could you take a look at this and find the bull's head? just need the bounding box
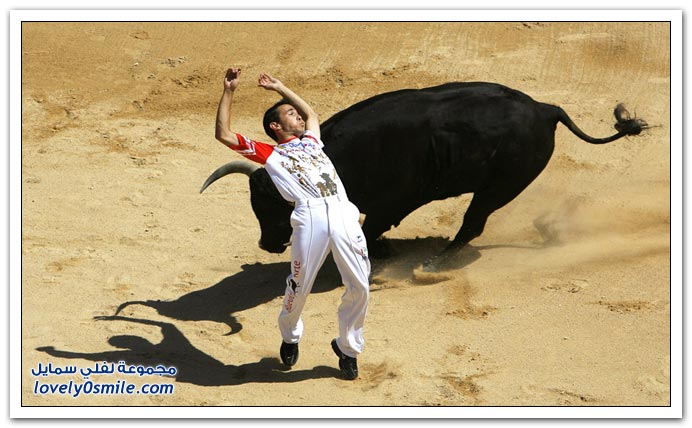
[200,161,294,254]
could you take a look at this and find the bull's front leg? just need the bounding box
[360,215,394,259]
[420,199,489,272]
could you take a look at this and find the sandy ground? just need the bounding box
[20,21,671,410]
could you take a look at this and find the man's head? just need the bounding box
[263,99,306,142]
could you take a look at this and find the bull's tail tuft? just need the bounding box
[552,102,648,145]
[613,103,648,136]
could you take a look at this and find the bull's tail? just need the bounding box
[551,103,648,145]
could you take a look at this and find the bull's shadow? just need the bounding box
[374,236,542,273]
[37,316,339,386]
[114,260,345,335]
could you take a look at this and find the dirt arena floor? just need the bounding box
[20,21,671,409]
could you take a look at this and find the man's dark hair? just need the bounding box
[263,99,290,142]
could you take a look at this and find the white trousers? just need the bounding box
[278,194,371,358]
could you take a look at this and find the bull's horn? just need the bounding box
[199,161,259,193]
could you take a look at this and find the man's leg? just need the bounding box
[278,204,331,346]
[329,201,371,359]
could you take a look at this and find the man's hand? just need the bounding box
[224,68,241,92]
[258,72,283,92]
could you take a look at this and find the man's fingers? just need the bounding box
[258,72,278,89]
[258,75,270,87]
[226,67,241,79]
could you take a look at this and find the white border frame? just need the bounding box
[8,8,682,421]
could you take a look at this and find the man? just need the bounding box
[214,67,370,380]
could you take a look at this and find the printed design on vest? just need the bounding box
[316,173,338,197]
[276,139,341,197]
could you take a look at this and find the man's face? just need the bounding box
[275,104,305,137]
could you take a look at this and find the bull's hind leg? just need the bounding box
[446,196,494,251]
[422,182,534,271]
[450,182,535,250]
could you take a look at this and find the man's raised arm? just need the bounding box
[214,67,241,147]
[258,72,320,138]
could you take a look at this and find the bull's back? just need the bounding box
[321,82,556,211]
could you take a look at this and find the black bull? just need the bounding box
[201,82,647,259]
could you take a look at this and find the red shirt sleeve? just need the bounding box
[230,134,275,165]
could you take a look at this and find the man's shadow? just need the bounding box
[37,316,340,386]
[114,261,345,335]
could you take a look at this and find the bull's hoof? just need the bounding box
[421,255,448,272]
[421,246,481,272]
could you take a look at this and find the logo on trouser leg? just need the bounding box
[285,276,300,312]
[285,293,295,312]
[288,277,298,292]
[357,247,369,262]
[354,236,368,262]
[292,260,301,281]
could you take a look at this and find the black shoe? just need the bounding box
[280,341,299,367]
[331,339,358,380]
